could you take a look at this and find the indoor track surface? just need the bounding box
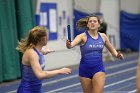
[0,53,138,93]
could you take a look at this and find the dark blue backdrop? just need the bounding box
[120,11,140,51]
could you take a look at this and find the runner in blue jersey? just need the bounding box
[66,15,124,93]
[16,26,71,93]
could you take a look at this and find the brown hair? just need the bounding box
[16,26,48,53]
[76,14,101,31]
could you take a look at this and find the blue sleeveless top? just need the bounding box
[17,48,45,93]
[80,31,105,66]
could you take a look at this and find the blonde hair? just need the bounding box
[16,26,48,53]
[76,15,101,31]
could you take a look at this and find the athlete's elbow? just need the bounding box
[36,75,44,80]
[35,72,46,80]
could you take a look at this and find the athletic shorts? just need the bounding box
[79,63,105,79]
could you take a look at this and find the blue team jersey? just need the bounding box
[17,48,45,93]
[80,31,105,66]
[79,31,105,79]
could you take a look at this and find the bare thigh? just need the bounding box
[92,72,106,93]
[80,76,92,93]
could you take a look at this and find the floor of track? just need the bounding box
[0,53,138,93]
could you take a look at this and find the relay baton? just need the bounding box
[67,25,71,42]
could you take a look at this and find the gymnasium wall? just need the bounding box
[100,0,120,49]
[120,0,140,14]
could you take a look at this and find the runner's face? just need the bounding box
[87,17,100,30]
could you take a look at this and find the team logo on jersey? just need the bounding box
[89,43,104,48]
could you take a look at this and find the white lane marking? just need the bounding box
[128,89,137,93]
[104,76,136,88]
[105,59,137,70]
[42,75,78,86]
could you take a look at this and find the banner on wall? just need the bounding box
[36,3,57,40]
[36,0,72,41]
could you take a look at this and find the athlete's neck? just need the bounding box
[88,30,98,37]
[35,45,42,52]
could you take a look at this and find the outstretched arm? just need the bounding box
[66,34,83,49]
[29,49,71,80]
[103,34,124,59]
[41,47,55,55]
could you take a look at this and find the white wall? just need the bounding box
[100,0,120,49]
[44,48,81,70]
[121,0,140,14]
[74,0,100,13]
